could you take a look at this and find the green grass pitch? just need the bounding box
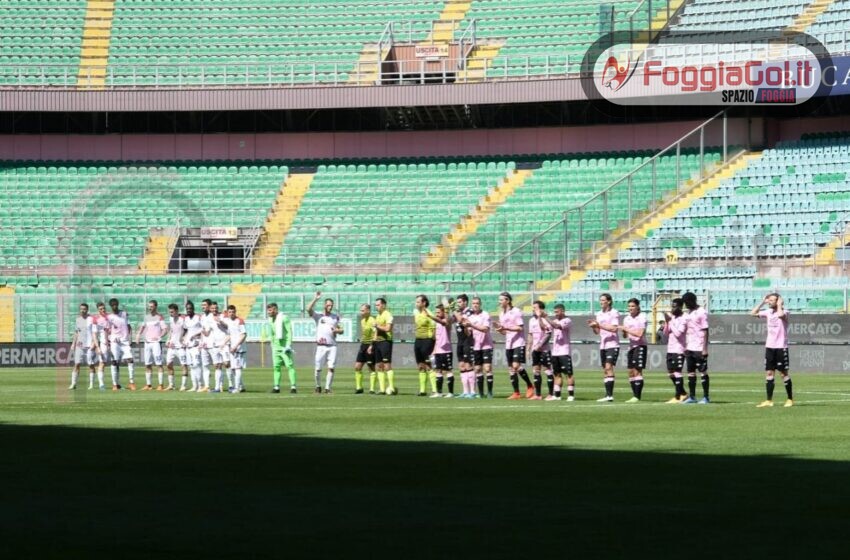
[2,368,849,559]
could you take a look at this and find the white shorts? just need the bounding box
[74,346,99,366]
[165,347,187,366]
[200,347,212,367]
[229,350,246,370]
[185,346,201,368]
[208,346,224,365]
[110,340,133,362]
[315,345,338,370]
[144,342,163,366]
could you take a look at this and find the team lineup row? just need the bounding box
[268,290,794,408]
[68,291,793,407]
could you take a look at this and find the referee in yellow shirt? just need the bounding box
[355,303,377,394]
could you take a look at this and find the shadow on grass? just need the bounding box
[1,423,847,559]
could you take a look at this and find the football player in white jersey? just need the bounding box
[136,300,167,391]
[164,303,187,391]
[107,298,136,391]
[204,301,230,393]
[223,304,247,393]
[199,299,213,391]
[181,300,204,392]
[69,303,103,390]
[307,291,344,394]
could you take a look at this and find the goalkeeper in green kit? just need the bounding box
[267,303,297,394]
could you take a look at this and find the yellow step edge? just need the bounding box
[423,169,533,270]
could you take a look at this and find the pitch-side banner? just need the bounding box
[244,318,354,343]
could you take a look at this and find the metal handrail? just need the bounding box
[468,110,729,285]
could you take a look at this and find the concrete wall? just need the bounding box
[0,117,759,161]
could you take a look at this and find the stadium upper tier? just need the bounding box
[9,0,850,89]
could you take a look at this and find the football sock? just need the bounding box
[510,373,519,393]
[145,371,152,386]
[633,375,644,399]
[567,383,575,397]
[191,366,202,389]
[766,375,775,400]
[533,373,542,396]
[701,374,710,398]
[554,382,562,398]
[273,363,282,388]
[314,369,321,388]
[158,370,164,386]
[436,372,444,393]
[325,370,335,391]
[127,362,135,383]
[518,368,532,388]
[546,373,554,395]
[378,371,387,393]
[202,366,210,388]
[226,369,234,389]
[672,372,685,396]
[369,371,377,392]
[604,376,615,397]
[486,374,494,394]
[429,371,437,393]
[446,373,454,394]
[97,368,104,387]
[234,369,242,391]
[387,370,395,390]
[216,367,224,390]
[180,374,187,389]
[111,364,119,386]
[688,375,697,398]
[355,370,364,391]
[418,371,427,394]
[70,370,79,387]
[784,376,793,399]
[88,371,95,386]
[476,373,485,395]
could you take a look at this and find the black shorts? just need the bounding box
[355,343,375,366]
[765,347,790,373]
[551,355,573,376]
[473,348,493,366]
[505,347,526,365]
[600,348,620,366]
[374,340,393,364]
[627,346,648,371]
[414,338,436,364]
[666,352,685,374]
[532,350,552,368]
[434,352,453,371]
[457,341,474,364]
[685,350,708,374]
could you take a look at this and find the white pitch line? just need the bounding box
[3,398,850,414]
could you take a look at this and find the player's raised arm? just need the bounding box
[307,291,321,317]
[775,295,787,319]
[751,295,769,317]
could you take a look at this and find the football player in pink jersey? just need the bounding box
[618,298,647,403]
[429,303,454,397]
[542,303,574,401]
[526,300,552,400]
[662,298,689,403]
[496,292,533,400]
[464,296,493,398]
[752,293,793,408]
[587,293,620,403]
[681,292,710,404]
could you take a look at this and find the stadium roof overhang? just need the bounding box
[0,79,585,112]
